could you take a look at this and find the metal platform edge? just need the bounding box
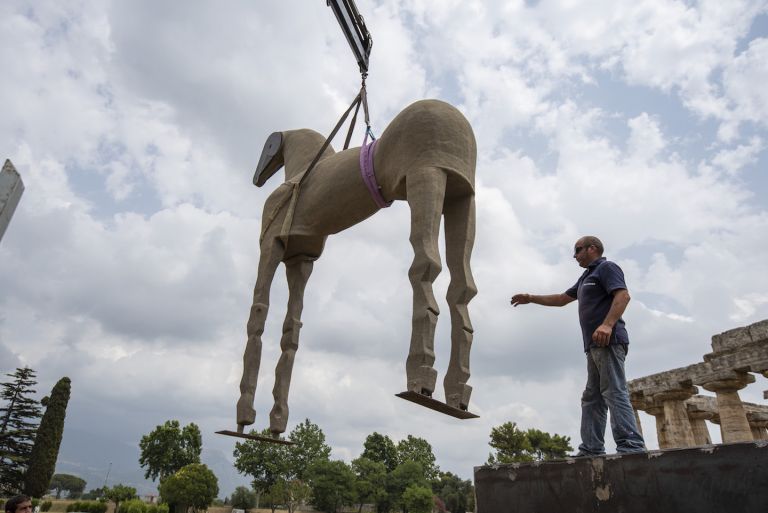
[215,430,294,445]
[396,391,479,419]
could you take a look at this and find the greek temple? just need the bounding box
[628,319,768,447]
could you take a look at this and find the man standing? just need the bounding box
[4,496,33,513]
[510,236,645,456]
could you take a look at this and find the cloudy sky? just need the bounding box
[2,0,767,497]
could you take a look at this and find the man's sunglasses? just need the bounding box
[574,245,592,256]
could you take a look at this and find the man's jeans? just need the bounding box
[578,343,645,455]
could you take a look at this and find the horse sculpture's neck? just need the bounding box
[282,129,336,182]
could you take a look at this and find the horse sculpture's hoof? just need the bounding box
[445,383,472,411]
[236,395,256,426]
[269,404,289,435]
[407,366,438,396]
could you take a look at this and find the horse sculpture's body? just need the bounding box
[237,99,478,435]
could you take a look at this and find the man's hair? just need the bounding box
[4,496,31,513]
[582,236,604,255]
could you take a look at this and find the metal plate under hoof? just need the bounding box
[215,430,294,445]
[396,391,479,419]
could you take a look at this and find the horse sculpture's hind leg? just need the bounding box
[405,167,447,396]
[237,236,284,431]
[269,255,314,435]
[443,194,477,410]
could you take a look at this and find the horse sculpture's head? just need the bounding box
[253,129,334,187]
[253,132,284,187]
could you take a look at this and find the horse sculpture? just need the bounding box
[236,99,478,436]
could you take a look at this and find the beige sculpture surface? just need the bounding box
[236,99,478,435]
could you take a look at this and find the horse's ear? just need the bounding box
[253,132,284,187]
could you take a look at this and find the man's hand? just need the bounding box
[510,293,531,307]
[592,324,613,346]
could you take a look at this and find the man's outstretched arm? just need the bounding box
[510,293,575,307]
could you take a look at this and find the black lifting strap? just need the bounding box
[299,76,370,187]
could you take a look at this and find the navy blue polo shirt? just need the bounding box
[565,257,629,352]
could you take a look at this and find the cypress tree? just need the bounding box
[24,377,72,497]
[0,367,42,495]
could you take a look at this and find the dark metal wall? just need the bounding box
[474,441,768,513]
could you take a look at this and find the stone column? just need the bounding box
[747,412,768,440]
[706,413,725,443]
[686,407,713,446]
[645,404,670,449]
[702,374,755,443]
[652,387,697,448]
[629,394,648,438]
[633,408,644,437]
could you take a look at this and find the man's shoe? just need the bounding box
[572,451,605,458]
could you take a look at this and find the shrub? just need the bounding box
[118,499,146,513]
[66,501,107,513]
[90,502,107,513]
[40,501,53,512]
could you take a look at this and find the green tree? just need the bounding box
[351,457,387,513]
[81,486,107,500]
[233,427,291,506]
[0,367,42,494]
[269,479,310,513]
[233,419,331,507]
[25,377,72,497]
[396,435,439,482]
[49,473,87,499]
[159,463,218,513]
[308,460,356,513]
[434,472,473,513]
[387,461,428,513]
[401,484,433,513]
[287,419,331,480]
[525,428,572,461]
[229,486,257,510]
[104,483,137,513]
[361,432,398,472]
[487,422,573,463]
[139,420,202,482]
[256,488,276,513]
[487,422,533,464]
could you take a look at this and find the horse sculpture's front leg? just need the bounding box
[405,167,447,396]
[237,237,284,432]
[269,255,314,435]
[443,193,477,410]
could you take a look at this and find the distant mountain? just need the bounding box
[55,427,251,497]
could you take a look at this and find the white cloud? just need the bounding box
[627,113,666,162]
[720,37,768,139]
[711,136,764,174]
[731,293,768,322]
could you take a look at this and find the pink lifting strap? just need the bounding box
[360,136,392,209]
